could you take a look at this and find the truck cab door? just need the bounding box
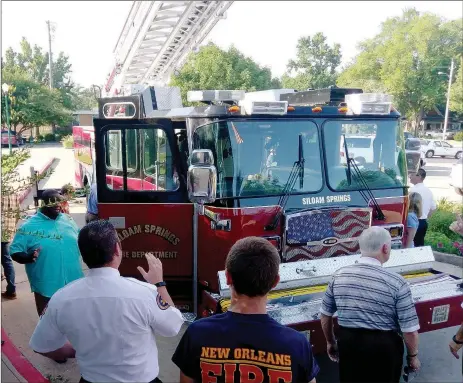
[93,118,194,310]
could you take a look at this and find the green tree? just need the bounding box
[1,71,72,136]
[169,43,281,104]
[450,57,463,116]
[337,9,462,132]
[72,86,99,110]
[281,32,342,90]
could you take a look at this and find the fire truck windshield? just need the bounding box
[193,120,323,199]
[323,119,407,191]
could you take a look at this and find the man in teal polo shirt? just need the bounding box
[10,189,84,316]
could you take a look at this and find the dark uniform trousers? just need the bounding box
[338,326,404,383]
[80,378,162,383]
[413,219,428,247]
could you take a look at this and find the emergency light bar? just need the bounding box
[240,100,288,115]
[187,90,245,103]
[345,93,393,115]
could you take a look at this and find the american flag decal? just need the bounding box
[231,122,243,144]
[284,208,372,261]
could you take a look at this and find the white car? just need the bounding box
[421,140,462,159]
[450,158,463,196]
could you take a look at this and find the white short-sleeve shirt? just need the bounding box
[409,182,437,219]
[29,268,184,383]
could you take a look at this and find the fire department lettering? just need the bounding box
[117,224,180,245]
[200,347,292,383]
[122,251,178,259]
[302,194,351,205]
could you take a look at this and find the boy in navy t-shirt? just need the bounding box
[172,237,319,383]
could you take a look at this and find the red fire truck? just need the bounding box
[90,86,462,352]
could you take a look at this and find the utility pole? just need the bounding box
[442,58,454,141]
[46,20,53,89]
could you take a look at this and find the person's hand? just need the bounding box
[326,341,339,363]
[407,356,421,371]
[31,248,41,262]
[137,252,163,285]
[449,339,462,359]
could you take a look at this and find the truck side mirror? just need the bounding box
[187,149,217,204]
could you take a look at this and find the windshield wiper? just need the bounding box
[265,134,305,231]
[342,134,385,221]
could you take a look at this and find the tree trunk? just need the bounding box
[34,126,40,138]
[51,123,56,135]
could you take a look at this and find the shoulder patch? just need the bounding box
[156,293,170,310]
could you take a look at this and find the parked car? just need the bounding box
[1,130,23,147]
[424,130,457,140]
[421,140,462,159]
[449,158,463,196]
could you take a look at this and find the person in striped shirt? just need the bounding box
[320,226,421,383]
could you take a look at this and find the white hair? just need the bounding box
[358,226,391,256]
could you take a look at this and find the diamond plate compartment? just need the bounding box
[264,275,462,327]
[218,246,436,298]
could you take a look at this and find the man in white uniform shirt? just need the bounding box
[409,168,436,247]
[29,220,184,383]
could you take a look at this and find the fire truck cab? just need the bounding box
[92,86,462,351]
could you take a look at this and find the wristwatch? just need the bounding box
[154,281,166,288]
[453,335,463,345]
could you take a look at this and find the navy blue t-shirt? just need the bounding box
[172,311,319,383]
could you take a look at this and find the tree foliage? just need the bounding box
[169,43,281,104]
[282,32,342,90]
[0,37,91,133]
[450,57,463,116]
[337,9,462,129]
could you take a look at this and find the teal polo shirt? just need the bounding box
[9,212,84,298]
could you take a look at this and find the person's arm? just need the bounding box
[449,322,463,359]
[319,278,339,362]
[9,229,39,264]
[29,298,74,362]
[396,281,421,370]
[138,253,184,337]
[180,372,195,383]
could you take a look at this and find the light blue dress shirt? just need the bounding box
[9,212,84,298]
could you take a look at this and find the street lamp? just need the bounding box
[2,83,12,154]
[438,58,455,141]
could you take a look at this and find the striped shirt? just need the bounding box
[320,257,420,333]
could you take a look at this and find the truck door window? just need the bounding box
[104,126,178,192]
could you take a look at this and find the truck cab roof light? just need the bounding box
[312,106,322,113]
[228,105,240,113]
[240,100,288,115]
[187,90,245,103]
[287,106,295,112]
[345,93,393,115]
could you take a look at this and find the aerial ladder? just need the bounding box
[104,1,233,97]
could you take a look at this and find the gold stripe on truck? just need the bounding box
[218,272,433,312]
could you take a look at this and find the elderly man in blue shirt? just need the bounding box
[85,183,98,224]
[9,189,84,317]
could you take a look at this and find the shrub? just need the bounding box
[424,231,460,255]
[61,135,74,149]
[437,198,463,214]
[428,210,459,241]
[44,133,56,142]
[454,131,463,141]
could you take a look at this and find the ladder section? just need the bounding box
[107,1,233,95]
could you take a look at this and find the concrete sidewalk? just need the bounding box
[1,328,48,383]
[2,355,26,383]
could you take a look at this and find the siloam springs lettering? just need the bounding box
[302,194,351,205]
[117,224,180,245]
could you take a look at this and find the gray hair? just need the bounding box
[358,226,391,255]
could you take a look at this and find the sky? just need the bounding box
[1,1,462,88]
